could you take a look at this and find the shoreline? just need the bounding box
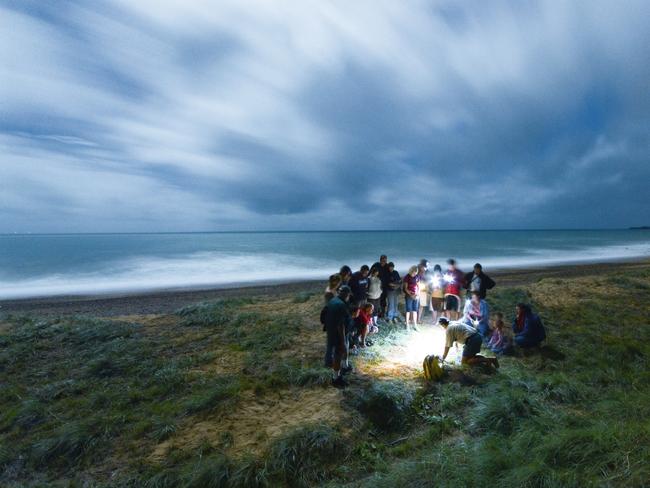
[1,258,648,318]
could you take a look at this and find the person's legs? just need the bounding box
[380,291,387,318]
[359,324,368,348]
[515,335,540,348]
[386,292,396,320]
[462,334,498,368]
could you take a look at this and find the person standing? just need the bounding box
[430,264,445,324]
[417,260,432,324]
[323,286,354,387]
[402,265,420,330]
[348,265,370,306]
[367,266,382,326]
[443,259,465,321]
[385,262,402,323]
[464,263,495,300]
[372,255,391,318]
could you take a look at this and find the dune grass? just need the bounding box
[1,266,649,486]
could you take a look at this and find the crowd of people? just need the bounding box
[321,255,546,387]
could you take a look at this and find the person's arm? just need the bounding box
[484,273,496,290]
[442,346,450,361]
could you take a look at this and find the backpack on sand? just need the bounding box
[422,355,444,381]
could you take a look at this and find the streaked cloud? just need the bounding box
[1,0,649,231]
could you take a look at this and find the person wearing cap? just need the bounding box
[464,263,496,300]
[323,285,354,387]
[462,290,490,340]
[438,317,499,368]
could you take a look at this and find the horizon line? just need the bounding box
[0,227,641,236]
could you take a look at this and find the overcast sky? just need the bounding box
[1,0,649,232]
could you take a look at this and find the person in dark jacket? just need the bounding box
[464,263,496,299]
[348,264,370,305]
[512,303,546,348]
[323,286,354,387]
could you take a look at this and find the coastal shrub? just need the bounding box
[29,421,100,468]
[266,424,346,487]
[356,381,415,432]
[229,457,270,488]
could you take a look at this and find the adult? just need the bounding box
[443,259,465,321]
[430,264,445,324]
[323,286,354,387]
[402,265,420,330]
[339,265,352,287]
[439,317,498,368]
[348,265,370,306]
[512,303,546,348]
[462,290,490,340]
[417,260,432,324]
[372,255,391,318]
[385,262,402,323]
[367,266,382,320]
[464,263,496,299]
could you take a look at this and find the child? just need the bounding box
[367,266,382,326]
[358,303,379,348]
[487,312,512,355]
[348,305,361,354]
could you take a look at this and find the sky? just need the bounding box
[1,0,649,232]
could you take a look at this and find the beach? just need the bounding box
[2,258,648,317]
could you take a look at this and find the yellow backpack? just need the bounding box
[422,354,444,381]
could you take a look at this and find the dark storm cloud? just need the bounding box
[1,0,649,232]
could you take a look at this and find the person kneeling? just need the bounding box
[438,317,498,369]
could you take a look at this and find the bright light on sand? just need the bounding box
[382,325,460,368]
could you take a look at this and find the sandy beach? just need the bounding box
[2,258,648,317]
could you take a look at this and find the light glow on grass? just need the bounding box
[380,325,461,369]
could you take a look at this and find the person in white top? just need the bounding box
[438,317,499,368]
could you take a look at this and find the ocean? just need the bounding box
[1,230,649,299]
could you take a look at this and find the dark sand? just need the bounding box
[1,259,648,317]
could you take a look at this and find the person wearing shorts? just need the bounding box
[443,259,464,320]
[438,317,498,368]
[402,265,420,330]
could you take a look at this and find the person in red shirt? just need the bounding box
[402,265,420,330]
[357,303,378,348]
[443,258,465,321]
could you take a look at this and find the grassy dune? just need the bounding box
[1,264,649,487]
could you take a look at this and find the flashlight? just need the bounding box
[443,273,454,283]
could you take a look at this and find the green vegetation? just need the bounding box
[1,266,650,486]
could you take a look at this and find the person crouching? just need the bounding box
[438,317,498,369]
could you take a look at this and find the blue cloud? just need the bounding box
[1,0,649,232]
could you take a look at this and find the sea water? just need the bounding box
[1,230,649,299]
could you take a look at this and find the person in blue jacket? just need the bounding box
[512,303,546,348]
